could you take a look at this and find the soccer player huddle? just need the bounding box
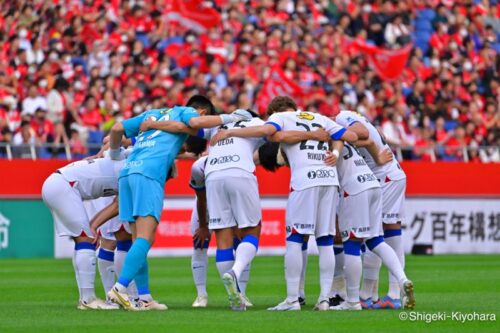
[42,95,415,312]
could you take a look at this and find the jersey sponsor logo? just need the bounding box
[159,108,172,115]
[296,112,314,120]
[123,160,144,169]
[307,152,326,161]
[382,212,400,219]
[307,169,336,180]
[135,139,156,148]
[209,154,240,165]
[215,138,234,146]
[357,173,377,183]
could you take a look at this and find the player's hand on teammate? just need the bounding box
[140,119,154,132]
[210,129,230,146]
[324,150,338,166]
[309,128,330,142]
[220,109,253,124]
[377,148,393,165]
[90,223,101,244]
[193,227,210,248]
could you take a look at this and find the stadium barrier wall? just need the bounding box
[0,159,499,257]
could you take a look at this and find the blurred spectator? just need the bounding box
[21,85,47,117]
[30,108,53,144]
[69,129,87,159]
[12,120,37,158]
[384,14,410,47]
[0,0,496,162]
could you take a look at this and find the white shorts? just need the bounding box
[286,186,338,238]
[206,171,261,230]
[83,197,131,240]
[190,198,212,235]
[381,178,406,224]
[42,173,92,238]
[338,187,383,241]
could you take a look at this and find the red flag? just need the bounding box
[256,67,304,114]
[165,0,221,33]
[354,40,413,81]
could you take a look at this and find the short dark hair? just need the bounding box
[186,95,215,115]
[266,96,297,115]
[185,136,207,156]
[258,142,281,172]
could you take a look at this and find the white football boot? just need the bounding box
[77,298,119,310]
[107,284,133,310]
[192,295,208,308]
[267,299,301,311]
[330,301,362,311]
[313,300,330,311]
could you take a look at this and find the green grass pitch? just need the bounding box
[0,255,499,333]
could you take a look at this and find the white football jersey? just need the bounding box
[58,157,124,200]
[201,118,266,176]
[335,111,406,182]
[267,111,346,191]
[189,156,208,190]
[336,142,381,195]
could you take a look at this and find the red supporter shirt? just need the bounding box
[80,108,103,129]
[30,118,54,139]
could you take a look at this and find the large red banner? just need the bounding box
[1,159,499,198]
[152,207,286,254]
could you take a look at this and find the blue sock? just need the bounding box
[135,261,150,296]
[117,237,151,288]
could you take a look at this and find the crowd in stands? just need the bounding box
[0,0,498,162]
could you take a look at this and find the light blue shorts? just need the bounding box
[119,174,164,223]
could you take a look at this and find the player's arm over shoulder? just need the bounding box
[324,116,358,143]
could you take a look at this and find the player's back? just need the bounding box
[190,156,208,190]
[335,111,406,181]
[59,157,123,200]
[336,142,380,195]
[204,117,265,176]
[269,111,340,191]
[122,106,198,185]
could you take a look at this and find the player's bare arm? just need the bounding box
[188,109,253,129]
[89,196,119,244]
[339,129,359,144]
[347,122,370,140]
[141,119,199,136]
[210,124,277,146]
[356,139,393,165]
[193,189,210,248]
[268,128,331,144]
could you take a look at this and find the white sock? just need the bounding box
[97,248,115,294]
[74,249,97,303]
[238,264,251,295]
[216,260,234,278]
[192,248,208,297]
[344,254,362,303]
[385,234,405,299]
[331,246,346,298]
[317,245,335,303]
[371,242,407,299]
[72,251,81,300]
[299,248,308,299]
[115,250,138,298]
[285,241,302,303]
[361,249,381,300]
[232,242,257,280]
